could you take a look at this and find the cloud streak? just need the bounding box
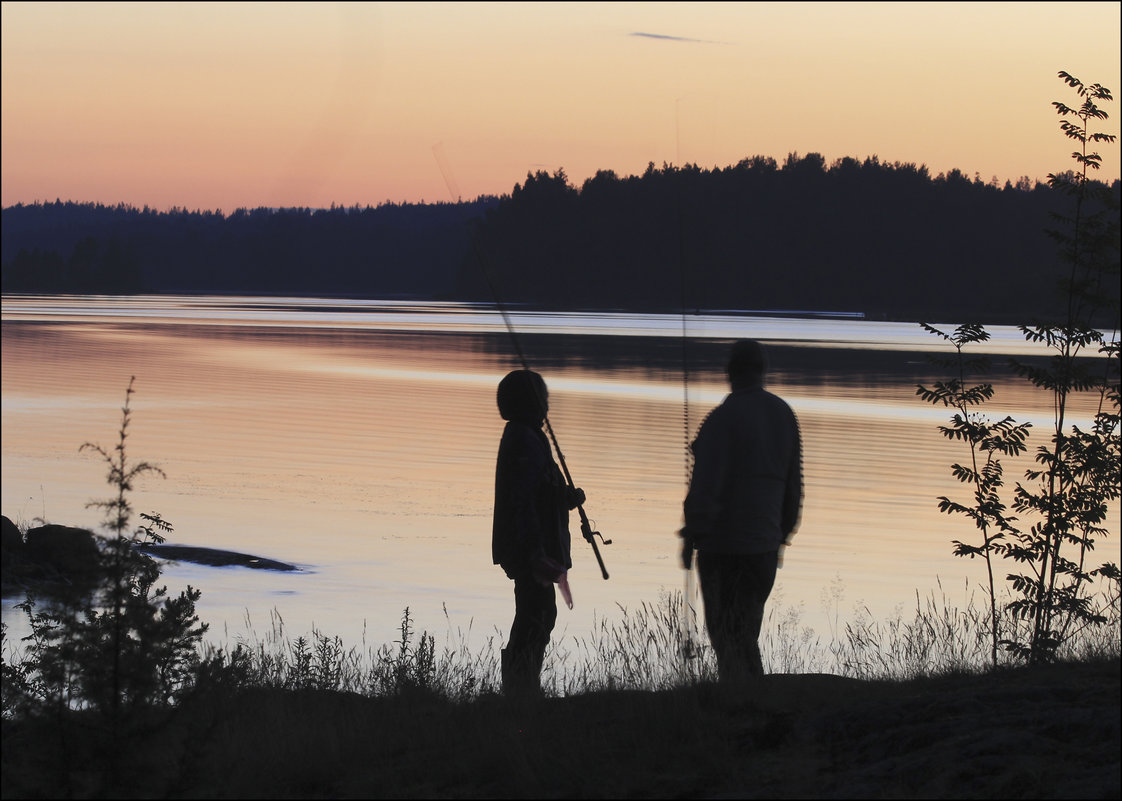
[629,31,729,45]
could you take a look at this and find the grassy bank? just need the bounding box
[9,656,1117,800]
[3,588,1119,799]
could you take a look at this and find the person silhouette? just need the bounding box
[491,369,583,696]
[680,339,803,683]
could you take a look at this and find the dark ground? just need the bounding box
[2,657,1118,799]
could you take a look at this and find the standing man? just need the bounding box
[680,339,803,683]
[492,369,583,696]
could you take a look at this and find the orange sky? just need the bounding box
[2,1,1119,212]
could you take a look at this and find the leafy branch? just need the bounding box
[917,323,1030,666]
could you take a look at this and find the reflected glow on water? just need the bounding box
[2,295,1117,656]
[0,293,1064,353]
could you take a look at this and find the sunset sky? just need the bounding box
[2,1,1119,212]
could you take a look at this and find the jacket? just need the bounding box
[492,420,573,579]
[683,383,803,554]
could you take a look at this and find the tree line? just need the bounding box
[457,154,1118,322]
[3,154,1118,321]
[1,199,496,299]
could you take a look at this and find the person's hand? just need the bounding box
[680,536,694,571]
[558,571,574,609]
[532,554,564,587]
[567,486,586,510]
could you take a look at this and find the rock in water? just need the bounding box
[135,543,298,571]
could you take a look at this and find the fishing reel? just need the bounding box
[582,521,611,547]
[578,516,611,580]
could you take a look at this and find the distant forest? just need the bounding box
[3,152,1119,322]
[1,197,493,300]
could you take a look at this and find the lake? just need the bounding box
[2,295,1117,665]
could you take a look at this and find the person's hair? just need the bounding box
[497,369,547,422]
[727,339,767,381]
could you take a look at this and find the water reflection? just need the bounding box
[0,294,1073,354]
[2,295,1117,657]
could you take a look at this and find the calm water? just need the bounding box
[2,295,1117,658]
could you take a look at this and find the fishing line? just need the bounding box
[432,143,611,580]
[676,100,702,663]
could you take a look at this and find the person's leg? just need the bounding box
[523,580,556,682]
[697,551,738,681]
[697,550,779,682]
[504,577,556,695]
[739,550,779,675]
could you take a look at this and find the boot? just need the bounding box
[500,647,514,695]
[500,647,540,698]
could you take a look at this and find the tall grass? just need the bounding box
[184,576,1121,702]
[767,574,1121,682]
[196,603,502,701]
[6,581,1117,799]
[12,577,1113,713]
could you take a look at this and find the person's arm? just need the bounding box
[682,408,732,547]
[502,428,550,567]
[781,413,803,541]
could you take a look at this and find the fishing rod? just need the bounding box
[432,144,612,580]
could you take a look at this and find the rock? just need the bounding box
[24,524,101,578]
[1,515,22,552]
[135,543,298,571]
[0,515,33,593]
[1,517,298,597]
[2,520,102,594]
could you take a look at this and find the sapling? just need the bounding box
[916,325,1030,668]
[13,377,209,793]
[920,71,1120,664]
[1004,72,1120,661]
